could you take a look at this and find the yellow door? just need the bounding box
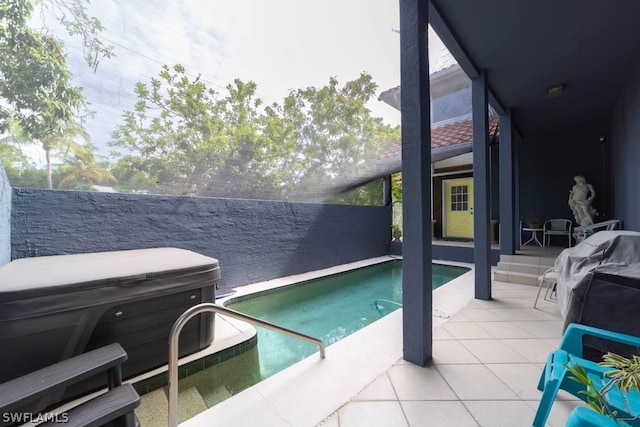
[443,178,474,239]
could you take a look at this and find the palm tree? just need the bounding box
[57,142,116,190]
[41,121,92,189]
[2,119,92,189]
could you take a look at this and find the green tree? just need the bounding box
[40,121,92,188]
[109,155,163,194]
[0,0,83,139]
[0,0,113,187]
[57,157,116,190]
[111,65,295,198]
[57,141,116,189]
[0,141,47,187]
[391,172,402,202]
[281,73,400,200]
[37,0,114,71]
[327,178,385,206]
[110,66,400,203]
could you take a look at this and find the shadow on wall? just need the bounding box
[10,188,391,289]
[280,203,391,280]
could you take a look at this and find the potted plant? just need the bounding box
[391,224,402,242]
[566,352,640,424]
[526,214,543,228]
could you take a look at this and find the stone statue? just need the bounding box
[568,175,597,227]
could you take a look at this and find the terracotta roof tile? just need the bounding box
[377,115,499,161]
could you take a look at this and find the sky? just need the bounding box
[25,0,454,166]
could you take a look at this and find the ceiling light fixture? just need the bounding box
[546,84,565,98]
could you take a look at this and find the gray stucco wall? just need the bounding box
[0,164,10,265]
[611,57,640,231]
[11,189,391,289]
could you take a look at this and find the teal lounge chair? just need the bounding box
[533,323,640,427]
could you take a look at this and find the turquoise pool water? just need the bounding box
[227,261,468,379]
[145,261,469,418]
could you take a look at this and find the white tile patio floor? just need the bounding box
[317,281,581,427]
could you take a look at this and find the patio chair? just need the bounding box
[543,219,572,247]
[519,220,522,248]
[533,267,557,309]
[576,219,621,242]
[533,323,640,427]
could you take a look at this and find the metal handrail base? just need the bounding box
[168,302,326,427]
[373,299,403,316]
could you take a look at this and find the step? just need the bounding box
[496,261,553,276]
[498,254,556,267]
[178,386,208,423]
[0,343,128,413]
[40,384,139,427]
[134,388,167,427]
[493,270,541,287]
[135,386,208,427]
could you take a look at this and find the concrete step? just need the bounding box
[493,270,542,287]
[135,388,167,427]
[498,254,556,267]
[135,385,208,427]
[178,386,208,423]
[496,261,554,276]
[494,253,557,286]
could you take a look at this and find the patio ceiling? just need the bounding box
[429,0,640,137]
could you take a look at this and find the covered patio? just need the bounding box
[400,0,640,366]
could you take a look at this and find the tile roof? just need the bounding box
[377,114,499,161]
[378,85,400,103]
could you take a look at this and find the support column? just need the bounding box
[383,175,392,206]
[499,111,515,255]
[515,133,521,248]
[400,0,432,365]
[472,72,491,300]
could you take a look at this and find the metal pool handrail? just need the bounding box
[373,299,403,316]
[168,302,326,427]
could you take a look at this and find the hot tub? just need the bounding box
[0,247,219,407]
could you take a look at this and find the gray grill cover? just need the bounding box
[555,231,640,357]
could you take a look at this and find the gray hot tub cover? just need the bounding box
[555,230,640,319]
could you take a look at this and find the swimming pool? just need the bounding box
[226,261,467,378]
[135,260,469,423]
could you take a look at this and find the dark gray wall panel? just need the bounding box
[518,128,607,226]
[611,57,640,231]
[11,189,391,289]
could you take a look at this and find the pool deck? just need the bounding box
[177,253,578,427]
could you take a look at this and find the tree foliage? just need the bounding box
[0,141,47,187]
[0,0,84,139]
[37,0,114,70]
[0,0,113,187]
[110,65,400,203]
